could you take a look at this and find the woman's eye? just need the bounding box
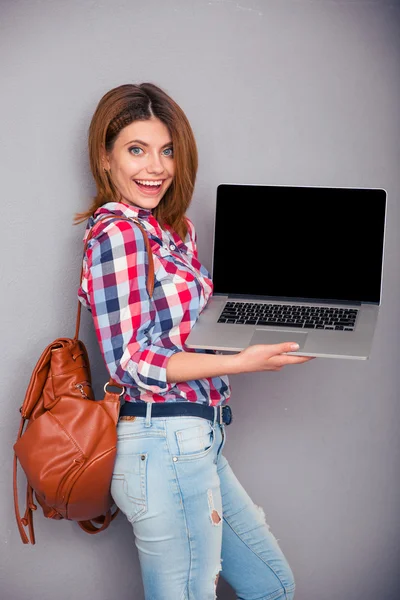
[129,147,143,156]
[162,147,174,157]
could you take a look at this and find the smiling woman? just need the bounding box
[73,82,304,600]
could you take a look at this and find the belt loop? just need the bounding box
[219,405,223,425]
[213,406,218,427]
[145,401,152,428]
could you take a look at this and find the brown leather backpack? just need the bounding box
[13,216,154,544]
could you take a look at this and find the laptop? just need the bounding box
[185,184,387,359]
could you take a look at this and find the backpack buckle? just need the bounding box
[103,382,125,396]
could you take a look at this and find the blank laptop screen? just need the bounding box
[212,185,386,304]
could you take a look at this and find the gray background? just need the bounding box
[1,0,399,599]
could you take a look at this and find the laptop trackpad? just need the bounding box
[250,329,308,349]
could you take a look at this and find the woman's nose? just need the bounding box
[146,152,164,174]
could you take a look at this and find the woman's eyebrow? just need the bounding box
[124,139,173,148]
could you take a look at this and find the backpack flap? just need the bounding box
[45,339,94,410]
[18,342,53,420]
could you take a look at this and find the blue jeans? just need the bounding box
[111,405,295,600]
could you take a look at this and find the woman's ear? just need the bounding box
[101,147,110,171]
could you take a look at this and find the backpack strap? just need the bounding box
[14,412,38,545]
[13,421,33,544]
[77,505,119,535]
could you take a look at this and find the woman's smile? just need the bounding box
[134,178,165,195]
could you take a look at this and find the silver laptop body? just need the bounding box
[185,184,387,360]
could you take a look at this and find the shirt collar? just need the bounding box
[84,200,189,250]
[85,201,162,242]
[94,201,152,221]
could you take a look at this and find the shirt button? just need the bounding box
[170,244,176,250]
[172,456,178,462]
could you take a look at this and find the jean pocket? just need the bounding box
[111,453,148,523]
[175,420,215,460]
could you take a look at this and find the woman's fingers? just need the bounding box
[234,343,315,373]
[275,354,315,366]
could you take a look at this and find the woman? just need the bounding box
[77,83,312,600]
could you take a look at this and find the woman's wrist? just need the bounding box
[222,352,244,375]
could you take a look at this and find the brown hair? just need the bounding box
[75,83,198,240]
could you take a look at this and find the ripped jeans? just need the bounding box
[111,406,295,600]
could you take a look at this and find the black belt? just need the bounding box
[119,401,233,425]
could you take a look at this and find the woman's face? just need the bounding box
[104,117,175,210]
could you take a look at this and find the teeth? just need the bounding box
[136,180,162,186]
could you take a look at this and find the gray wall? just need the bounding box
[1,1,399,598]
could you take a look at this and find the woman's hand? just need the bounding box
[232,342,315,374]
[167,342,314,383]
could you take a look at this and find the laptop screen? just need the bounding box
[212,184,386,304]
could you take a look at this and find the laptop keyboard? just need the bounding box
[218,302,358,331]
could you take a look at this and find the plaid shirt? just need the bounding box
[78,201,231,406]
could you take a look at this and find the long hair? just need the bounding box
[75,83,198,240]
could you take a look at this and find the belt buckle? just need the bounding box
[222,405,232,425]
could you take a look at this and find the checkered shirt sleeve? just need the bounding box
[85,220,177,394]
